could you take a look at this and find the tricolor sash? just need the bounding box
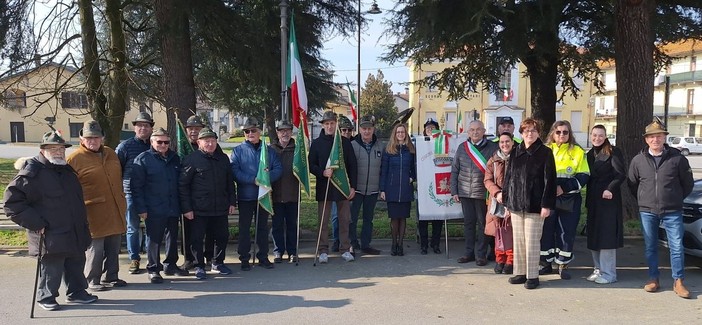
[464,141,487,173]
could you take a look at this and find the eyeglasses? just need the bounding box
[340,128,352,133]
[156,140,170,145]
[522,129,538,134]
[555,130,570,135]
[244,129,258,134]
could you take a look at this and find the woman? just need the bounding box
[484,132,515,274]
[418,118,443,254]
[585,125,625,284]
[380,123,416,256]
[541,120,590,280]
[502,118,556,289]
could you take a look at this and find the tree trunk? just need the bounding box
[103,0,129,148]
[521,53,558,139]
[78,0,108,142]
[154,0,196,139]
[614,0,655,220]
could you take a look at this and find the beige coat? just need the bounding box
[67,144,127,238]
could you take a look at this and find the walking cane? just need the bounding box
[30,234,44,319]
[313,177,332,266]
[253,203,260,266]
[295,183,301,266]
[444,216,449,259]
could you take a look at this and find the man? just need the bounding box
[418,118,443,254]
[180,127,237,279]
[131,128,188,283]
[115,112,154,274]
[451,120,498,266]
[492,117,522,144]
[349,115,383,255]
[180,114,215,271]
[4,130,97,311]
[231,118,282,270]
[330,115,356,251]
[628,120,693,299]
[309,111,358,263]
[67,121,128,292]
[270,120,300,263]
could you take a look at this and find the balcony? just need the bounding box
[658,71,702,85]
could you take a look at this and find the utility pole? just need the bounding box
[280,0,289,122]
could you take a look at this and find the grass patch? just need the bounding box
[0,230,27,246]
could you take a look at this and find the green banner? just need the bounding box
[256,137,274,215]
[326,126,352,199]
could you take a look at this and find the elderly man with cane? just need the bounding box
[4,130,97,312]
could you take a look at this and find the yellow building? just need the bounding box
[0,63,168,143]
[407,60,596,145]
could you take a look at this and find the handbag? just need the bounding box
[555,194,576,213]
[488,197,506,218]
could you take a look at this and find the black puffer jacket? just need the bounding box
[628,145,694,215]
[502,138,557,213]
[309,130,357,201]
[179,149,237,216]
[4,155,91,256]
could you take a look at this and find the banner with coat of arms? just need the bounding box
[415,131,464,220]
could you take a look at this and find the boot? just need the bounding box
[391,243,398,256]
[538,262,552,275]
[558,264,571,280]
[673,279,690,299]
[397,243,404,256]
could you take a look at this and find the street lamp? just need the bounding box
[357,0,382,132]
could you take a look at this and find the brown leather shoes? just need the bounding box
[643,279,659,292]
[673,279,690,299]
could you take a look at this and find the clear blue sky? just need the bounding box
[320,0,408,94]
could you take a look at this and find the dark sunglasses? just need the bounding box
[555,130,570,135]
[244,129,258,134]
[156,140,170,145]
[341,128,352,132]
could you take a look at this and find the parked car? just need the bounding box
[669,136,702,156]
[659,179,702,258]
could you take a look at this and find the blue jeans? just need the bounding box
[350,193,379,249]
[125,194,142,261]
[639,211,685,280]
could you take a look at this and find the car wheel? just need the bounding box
[682,149,690,156]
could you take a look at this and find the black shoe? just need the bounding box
[180,260,195,271]
[273,252,283,263]
[331,240,340,252]
[420,246,428,255]
[494,263,505,274]
[397,244,404,256]
[431,244,442,254]
[241,261,251,271]
[391,243,398,256]
[164,266,189,276]
[476,257,488,266]
[361,247,381,255]
[258,259,275,269]
[538,263,553,275]
[148,272,163,284]
[66,292,98,304]
[503,264,514,274]
[508,275,527,284]
[457,256,475,263]
[352,241,361,250]
[102,279,127,287]
[558,265,571,280]
[524,278,540,289]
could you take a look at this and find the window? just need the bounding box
[3,89,26,109]
[687,89,695,114]
[61,91,88,109]
[426,72,437,93]
[69,122,83,138]
[495,69,513,101]
[691,56,697,72]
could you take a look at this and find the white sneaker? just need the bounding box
[341,251,355,262]
[318,253,329,264]
[594,276,616,284]
[586,269,600,282]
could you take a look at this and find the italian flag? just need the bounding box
[457,111,464,133]
[287,13,309,138]
[345,79,357,123]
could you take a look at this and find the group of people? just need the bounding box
[2,111,693,312]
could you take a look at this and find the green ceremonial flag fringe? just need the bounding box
[256,137,274,215]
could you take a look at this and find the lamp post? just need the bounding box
[357,0,381,132]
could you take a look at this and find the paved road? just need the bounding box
[0,238,700,324]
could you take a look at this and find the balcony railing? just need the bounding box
[658,71,702,85]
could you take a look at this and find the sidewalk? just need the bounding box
[0,237,699,324]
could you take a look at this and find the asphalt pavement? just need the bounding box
[0,237,700,324]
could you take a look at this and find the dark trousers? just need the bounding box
[541,194,582,265]
[418,220,443,248]
[460,198,488,258]
[272,202,298,256]
[190,215,229,267]
[37,253,89,302]
[350,193,379,249]
[145,217,179,273]
[183,217,214,263]
[84,234,121,285]
[237,200,270,262]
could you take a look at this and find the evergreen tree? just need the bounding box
[359,70,395,138]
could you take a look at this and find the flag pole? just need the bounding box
[295,183,301,266]
[313,177,332,267]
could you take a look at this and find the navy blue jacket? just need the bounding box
[130,148,181,219]
[380,145,416,203]
[115,136,150,193]
[231,140,283,201]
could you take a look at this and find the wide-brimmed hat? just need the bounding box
[151,127,168,137]
[80,120,104,137]
[339,115,354,129]
[243,117,261,130]
[40,130,71,148]
[132,112,154,126]
[275,120,293,130]
[499,116,515,125]
[359,115,375,128]
[186,115,205,128]
[320,111,337,123]
[198,127,218,139]
[643,120,669,136]
[423,118,439,129]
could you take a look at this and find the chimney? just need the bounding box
[404,87,409,95]
[34,54,41,68]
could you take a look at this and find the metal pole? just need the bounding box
[664,75,670,128]
[281,0,289,122]
[356,0,362,134]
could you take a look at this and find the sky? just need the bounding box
[320,0,409,94]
